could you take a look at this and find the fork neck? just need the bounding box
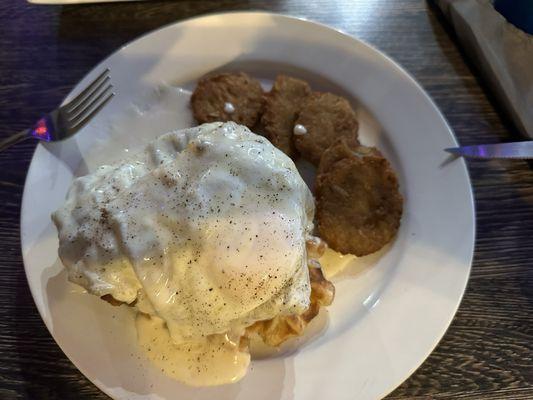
[0,129,30,152]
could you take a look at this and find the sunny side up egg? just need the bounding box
[52,122,315,385]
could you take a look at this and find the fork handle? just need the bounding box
[0,129,30,152]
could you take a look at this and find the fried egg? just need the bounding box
[52,122,315,385]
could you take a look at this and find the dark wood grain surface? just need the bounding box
[1,0,532,399]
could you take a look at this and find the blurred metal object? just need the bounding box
[435,0,533,138]
[0,69,114,152]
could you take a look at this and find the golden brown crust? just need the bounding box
[293,92,359,165]
[316,150,403,256]
[191,72,265,127]
[247,262,334,347]
[261,75,311,157]
[317,135,366,176]
[308,266,335,307]
[306,236,327,259]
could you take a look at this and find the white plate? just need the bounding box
[21,12,475,400]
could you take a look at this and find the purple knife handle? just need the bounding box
[0,115,54,152]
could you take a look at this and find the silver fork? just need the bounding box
[0,69,115,152]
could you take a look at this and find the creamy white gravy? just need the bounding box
[136,314,250,386]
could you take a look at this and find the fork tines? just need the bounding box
[63,68,115,132]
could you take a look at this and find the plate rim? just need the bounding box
[20,11,476,400]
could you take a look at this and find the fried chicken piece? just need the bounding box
[316,151,403,256]
[306,236,327,259]
[293,92,359,165]
[308,265,335,307]
[261,75,311,157]
[247,261,335,347]
[317,136,369,176]
[191,72,265,127]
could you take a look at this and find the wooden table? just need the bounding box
[1,0,532,399]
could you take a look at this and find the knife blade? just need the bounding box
[445,141,533,159]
